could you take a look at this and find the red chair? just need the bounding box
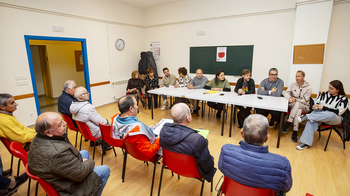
[61,113,82,150]
[158,148,213,196]
[98,123,119,165]
[0,137,15,176]
[75,120,102,160]
[318,123,344,151]
[122,128,161,196]
[25,164,59,196]
[219,176,275,196]
[9,141,31,196]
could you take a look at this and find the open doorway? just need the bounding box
[24,36,91,116]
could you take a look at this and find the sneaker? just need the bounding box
[298,115,307,123]
[99,144,106,155]
[296,143,309,150]
[269,120,275,128]
[161,105,168,110]
[216,111,221,118]
[190,109,194,114]
[291,132,298,143]
[282,122,291,133]
[7,173,29,195]
[163,100,168,105]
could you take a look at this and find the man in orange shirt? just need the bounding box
[112,95,160,158]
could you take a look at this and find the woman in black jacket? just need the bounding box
[234,69,255,128]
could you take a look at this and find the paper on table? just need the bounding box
[194,129,209,139]
[153,118,174,135]
[204,90,219,94]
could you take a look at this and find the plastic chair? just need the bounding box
[25,164,59,196]
[158,148,213,196]
[318,123,344,151]
[61,113,82,150]
[98,123,118,165]
[75,120,102,160]
[219,176,275,196]
[9,141,31,196]
[122,128,161,196]
[0,137,15,176]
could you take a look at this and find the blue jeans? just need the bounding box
[0,156,11,189]
[80,150,110,196]
[299,110,342,146]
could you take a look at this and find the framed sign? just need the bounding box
[75,50,84,72]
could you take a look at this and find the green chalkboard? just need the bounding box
[190,45,254,76]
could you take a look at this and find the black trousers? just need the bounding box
[207,102,224,112]
[148,94,158,108]
[236,106,252,127]
[256,108,279,122]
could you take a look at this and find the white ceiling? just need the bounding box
[114,0,185,8]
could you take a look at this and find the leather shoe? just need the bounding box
[6,173,29,195]
[2,169,11,177]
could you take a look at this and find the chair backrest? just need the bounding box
[25,164,59,196]
[162,148,201,179]
[10,141,28,166]
[220,176,275,196]
[123,128,153,162]
[0,137,12,153]
[61,113,79,131]
[99,123,124,148]
[75,120,98,141]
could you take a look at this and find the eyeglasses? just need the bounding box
[82,92,89,95]
[269,74,278,76]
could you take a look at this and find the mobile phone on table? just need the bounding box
[257,96,263,99]
[220,93,224,96]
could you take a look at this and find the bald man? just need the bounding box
[187,69,208,114]
[28,112,110,196]
[159,103,216,182]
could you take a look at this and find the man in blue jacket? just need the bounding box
[58,80,77,127]
[218,114,292,196]
[160,103,216,182]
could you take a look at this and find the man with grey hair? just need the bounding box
[58,80,77,127]
[0,93,36,151]
[159,103,216,182]
[187,69,208,114]
[28,112,110,196]
[218,114,292,196]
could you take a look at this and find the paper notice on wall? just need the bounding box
[217,47,227,62]
[150,42,160,61]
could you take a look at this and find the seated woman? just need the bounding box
[145,68,159,109]
[234,69,255,128]
[127,70,146,107]
[204,70,231,118]
[283,70,312,142]
[70,87,111,154]
[174,67,192,104]
[296,80,348,150]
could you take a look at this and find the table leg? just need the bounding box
[229,105,233,137]
[233,105,237,124]
[151,94,154,119]
[221,104,226,136]
[277,112,284,148]
[201,101,204,117]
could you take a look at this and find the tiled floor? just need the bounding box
[38,95,58,113]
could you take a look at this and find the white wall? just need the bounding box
[0,0,145,125]
[144,0,296,84]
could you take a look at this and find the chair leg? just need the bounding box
[35,181,39,196]
[178,175,180,180]
[101,150,104,165]
[211,180,213,192]
[158,166,164,196]
[324,128,333,151]
[171,171,174,176]
[17,159,21,177]
[75,131,78,148]
[113,147,117,156]
[79,135,83,151]
[27,178,31,196]
[122,153,128,182]
[93,143,96,160]
[10,155,13,176]
[150,162,157,196]
[200,179,205,196]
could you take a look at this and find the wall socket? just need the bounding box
[30,112,34,117]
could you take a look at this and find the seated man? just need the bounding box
[0,156,28,196]
[218,114,292,196]
[112,95,160,158]
[0,93,36,151]
[187,69,208,114]
[58,80,77,127]
[28,112,110,196]
[256,68,284,127]
[159,67,176,110]
[70,87,110,153]
[159,103,216,182]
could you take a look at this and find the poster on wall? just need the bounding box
[216,47,227,62]
[75,50,84,72]
[150,42,160,61]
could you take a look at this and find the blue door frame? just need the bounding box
[24,35,91,116]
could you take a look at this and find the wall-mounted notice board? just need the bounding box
[293,44,325,64]
[190,45,254,76]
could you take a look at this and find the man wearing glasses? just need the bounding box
[256,68,284,127]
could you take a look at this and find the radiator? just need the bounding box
[112,80,128,100]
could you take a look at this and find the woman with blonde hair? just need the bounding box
[127,70,146,107]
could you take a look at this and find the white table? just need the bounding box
[148,88,288,148]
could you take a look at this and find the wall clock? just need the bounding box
[115,39,125,51]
